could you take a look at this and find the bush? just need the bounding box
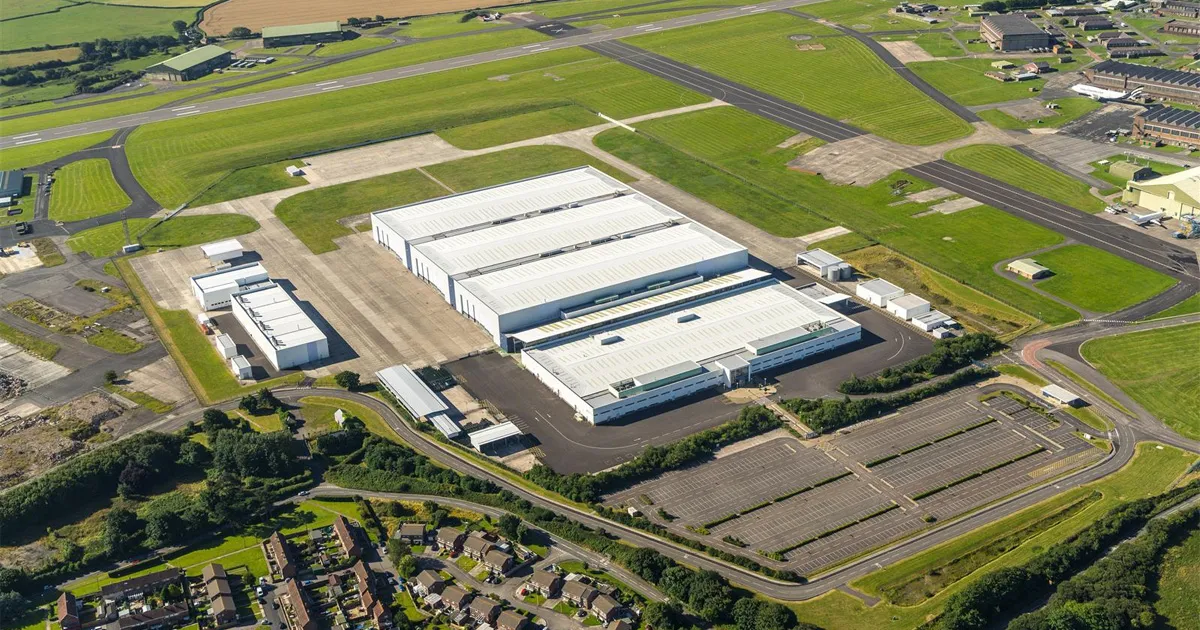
[333,371,360,390]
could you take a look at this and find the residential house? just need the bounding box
[114,604,188,630]
[497,610,530,630]
[591,594,623,623]
[469,596,501,624]
[267,531,298,579]
[436,527,465,552]
[285,579,318,630]
[562,581,598,608]
[352,561,391,628]
[463,534,495,561]
[333,515,364,559]
[100,568,184,603]
[607,621,633,630]
[413,570,445,596]
[440,585,472,611]
[203,564,238,628]
[57,592,80,630]
[396,523,426,545]
[483,549,513,574]
[527,570,562,597]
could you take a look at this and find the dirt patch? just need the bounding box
[795,43,827,51]
[0,393,124,490]
[202,0,532,35]
[879,40,935,63]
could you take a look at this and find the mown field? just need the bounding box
[1082,323,1200,440]
[125,47,707,206]
[791,442,1197,630]
[67,214,259,257]
[944,144,1106,213]
[0,3,198,51]
[0,132,110,170]
[48,158,130,222]
[977,97,1103,131]
[1031,244,1176,313]
[908,58,1069,106]
[804,0,947,32]
[594,106,1079,325]
[628,12,974,145]
[189,159,307,207]
[437,105,602,150]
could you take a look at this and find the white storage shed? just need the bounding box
[215,333,237,359]
[200,239,244,264]
[190,262,270,310]
[887,294,931,320]
[911,309,953,332]
[376,365,461,438]
[856,279,905,307]
[1042,384,1082,406]
[468,421,523,453]
[230,355,252,379]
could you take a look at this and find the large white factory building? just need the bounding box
[372,167,861,424]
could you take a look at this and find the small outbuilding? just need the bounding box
[796,248,852,280]
[856,278,905,307]
[911,310,953,332]
[230,355,252,379]
[375,364,461,438]
[201,239,244,265]
[886,294,931,320]
[0,170,24,198]
[1006,258,1052,280]
[1042,384,1082,406]
[1108,161,1154,182]
[262,22,344,48]
[215,333,237,359]
[469,421,523,454]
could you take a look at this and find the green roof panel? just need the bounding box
[159,45,230,72]
[261,21,341,38]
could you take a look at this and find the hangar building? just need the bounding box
[146,45,233,81]
[371,167,747,349]
[191,262,270,310]
[262,22,343,48]
[230,283,328,370]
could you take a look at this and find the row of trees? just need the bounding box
[1,35,185,91]
[838,333,1003,395]
[978,0,1082,11]
[936,482,1200,630]
[525,405,781,503]
[785,368,996,433]
[1009,507,1199,630]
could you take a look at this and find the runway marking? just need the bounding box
[14,139,41,145]
[320,85,344,91]
[170,105,196,111]
[644,27,663,32]
[314,80,339,86]
[11,133,39,139]
[174,110,201,117]
[523,44,542,48]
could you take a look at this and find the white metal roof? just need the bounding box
[191,262,268,293]
[797,248,843,267]
[1042,384,1081,403]
[231,356,251,369]
[429,414,462,438]
[858,278,904,297]
[523,280,857,404]
[416,194,682,277]
[201,239,242,258]
[232,284,326,350]
[469,421,522,448]
[888,294,930,310]
[913,309,951,325]
[216,334,235,351]
[372,167,630,243]
[375,365,449,418]
[456,223,746,316]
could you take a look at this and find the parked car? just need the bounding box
[14,222,30,235]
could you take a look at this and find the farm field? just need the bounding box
[200,0,532,34]
[1082,323,1200,440]
[1030,244,1176,313]
[124,47,705,206]
[0,3,197,51]
[48,159,130,222]
[2,0,72,19]
[594,106,1079,325]
[66,214,260,257]
[276,145,631,253]
[978,97,1103,130]
[0,47,80,69]
[943,144,1106,213]
[189,159,307,207]
[908,58,1061,106]
[791,442,1196,630]
[628,12,974,145]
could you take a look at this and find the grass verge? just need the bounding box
[48,158,131,222]
[944,145,1105,214]
[0,320,59,359]
[67,215,260,258]
[31,237,65,267]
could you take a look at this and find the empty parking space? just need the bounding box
[872,422,1042,496]
[787,505,917,575]
[607,438,845,526]
[834,393,990,463]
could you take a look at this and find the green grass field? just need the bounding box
[48,158,130,221]
[805,0,945,31]
[978,97,1103,130]
[67,214,259,257]
[275,145,632,253]
[1150,294,1200,319]
[629,12,973,145]
[437,105,604,149]
[944,145,1106,214]
[298,396,393,442]
[1082,323,1200,440]
[0,132,110,170]
[0,320,59,360]
[791,443,1196,630]
[3,0,72,19]
[595,107,1079,325]
[309,36,390,57]
[189,159,307,207]
[125,47,704,207]
[1029,244,1176,313]
[0,47,80,69]
[0,3,197,51]
[1044,359,1134,419]
[1155,527,1200,628]
[996,364,1048,386]
[397,13,506,38]
[0,86,212,136]
[908,58,1054,106]
[912,32,964,57]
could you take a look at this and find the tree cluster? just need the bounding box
[937,482,1200,630]
[839,333,1003,394]
[525,405,781,503]
[979,0,1079,11]
[786,368,995,433]
[239,387,283,415]
[211,428,299,478]
[0,35,182,90]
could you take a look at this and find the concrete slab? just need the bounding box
[879,40,935,63]
[123,355,189,406]
[797,225,850,246]
[0,340,72,391]
[905,187,957,203]
[917,196,982,216]
[0,245,41,275]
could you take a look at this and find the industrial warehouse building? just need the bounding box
[1122,164,1200,218]
[0,170,23,198]
[372,169,862,424]
[980,14,1053,51]
[146,45,233,81]
[1151,0,1200,17]
[230,283,328,370]
[1134,105,1200,147]
[376,365,461,438]
[1007,258,1052,279]
[262,22,343,47]
[1164,19,1200,36]
[1085,60,1200,104]
[191,262,271,310]
[371,167,747,349]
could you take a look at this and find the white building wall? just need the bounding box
[521,349,596,421]
[409,246,454,304]
[372,215,411,268]
[231,297,281,370]
[856,285,904,307]
[591,370,726,424]
[887,301,930,320]
[747,325,862,375]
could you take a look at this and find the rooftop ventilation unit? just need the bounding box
[598,334,623,346]
[676,313,699,323]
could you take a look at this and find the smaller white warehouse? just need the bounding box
[796,248,852,280]
[200,239,243,265]
[191,262,270,310]
[230,356,252,379]
[376,365,461,438]
[215,334,237,359]
[469,421,523,453]
[1042,384,1082,407]
[230,284,329,370]
[911,310,954,332]
[886,294,931,320]
[856,279,905,307]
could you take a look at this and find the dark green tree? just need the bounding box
[333,371,360,389]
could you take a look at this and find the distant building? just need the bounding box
[100,568,184,603]
[561,581,598,608]
[284,579,317,630]
[1122,164,1200,218]
[230,283,329,371]
[1074,15,1115,29]
[591,594,623,623]
[413,570,445,596]
[527,570,562,597]
[482,548,514,573]
[1152,0,1200,18]
[0,170,23,198]
[1135,105,1200,147]
[1042,384,1082,406]
[1084,60,1200,104]
[886,294,931,320]
[463,534,495,561]
[980,14,1053,51]
[469,596,501,624]
[497,611,530,630]
[1108,160,1155,182]
[437,527,465,552]
[146,45,233,81]
[190,262,270,311]
[262,22,343,48]
[1006,258,1052,280]
[1165,19,1200,36]
[856,278,905,307]
[267,530,299,579]
[440,585,472,611]
[114,604,189,630]
[396,522,426,545]
[203,564,238,628]
[1023,61,1051,73]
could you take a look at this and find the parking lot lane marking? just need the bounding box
[867,483,882,494]
[784,443,796,454]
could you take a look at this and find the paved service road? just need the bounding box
[0,0,828,150]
